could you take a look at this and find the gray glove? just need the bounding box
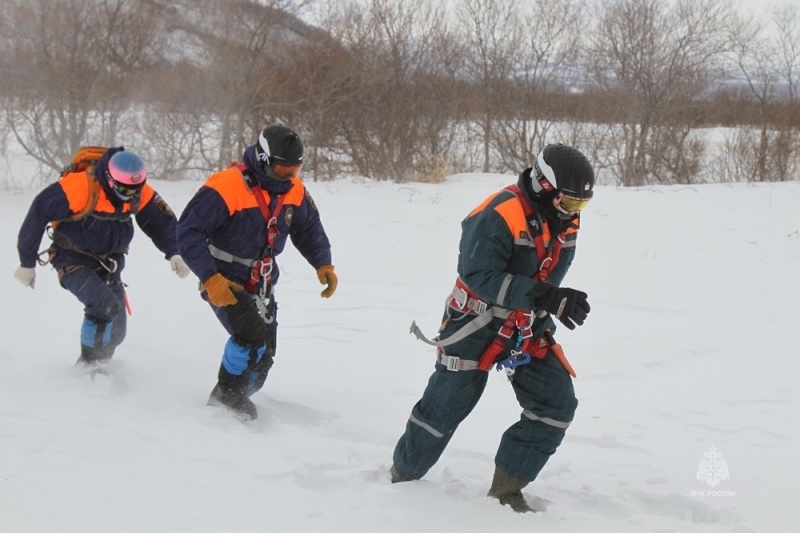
[14,266,36,288]
[170,255,191,279]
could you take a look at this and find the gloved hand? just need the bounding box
[169,255,191,279]
[316,265,338,298]
[532,283,590,330]
[202,273,243,307]
[14,266,36,289]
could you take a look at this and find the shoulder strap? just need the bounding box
[74,173,101,220]
[53,173,101,228]
[230,162,286,249]
[505,184,534,216]
[504,184,564,282]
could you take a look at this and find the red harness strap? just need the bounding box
[471,185,566,370]
[231,162,286,296]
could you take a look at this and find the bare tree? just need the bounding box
[2,0,165,182]
[586,0,732,186]
[491,0,584,173]
[281,11,369,181]
[2,0,795,187]
[191,0,306,169]
[727,4,800,182]
[319,0,460,182]
[457,0,521,173]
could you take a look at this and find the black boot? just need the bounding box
[208,382,257,421]
[76,344,114,376]
[207,364,259,420]
[390,465,407,483]
[487,467,535,513]
[78,343,114,364]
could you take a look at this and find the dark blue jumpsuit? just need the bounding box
[393,169,580,483]
[177,145,332,396]
[16,147,179,362]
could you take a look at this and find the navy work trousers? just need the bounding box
[59,265,127,362]
[392,349,578,482]
[210,291,277,396]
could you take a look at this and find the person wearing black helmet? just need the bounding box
[177,124,337,421]
[391,143,594,512]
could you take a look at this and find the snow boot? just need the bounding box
[390,465,407,483]
[78,343,114,364]
[75,344,114,377]
[487,467,535,513]
[207,382,257,421]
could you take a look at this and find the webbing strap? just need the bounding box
[410,186,566,369]
[436,351,481,372]
[449,280,489,314]
[409,305,510,348]
[504,184,566,282]
[231,162,286,296]
[208,244,259,267]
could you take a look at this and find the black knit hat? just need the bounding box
[255,125,304,166]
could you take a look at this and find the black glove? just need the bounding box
[532,283,590,330]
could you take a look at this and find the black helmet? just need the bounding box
[531,143,595,200]
[255,124,304,167]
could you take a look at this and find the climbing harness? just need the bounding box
[38,226,120,274]
[206,163,289,324]
[410,185,574,379]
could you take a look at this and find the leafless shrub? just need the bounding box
[586,0,731,186]
[0,0,797,187]
[1,0,165,178]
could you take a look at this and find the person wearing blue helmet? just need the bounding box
[14,147,190,371]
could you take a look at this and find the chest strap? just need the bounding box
[208,244,260,267]
[230,162,286,298]
[410,186,567,372]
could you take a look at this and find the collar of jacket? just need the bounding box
[516,167,576,234]
[242,144,293,195]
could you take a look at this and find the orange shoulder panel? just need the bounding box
[203,167,259,216]
[138,184,156,208]
[284,177,306,206]
[492,197,528,240]
[58,172,91,214]
[204,170,308,214]
[92,188,116,214]
[467,191,502,218]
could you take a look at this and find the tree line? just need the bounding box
[1,0,798,187]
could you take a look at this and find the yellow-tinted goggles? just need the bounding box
[559,195,591,213]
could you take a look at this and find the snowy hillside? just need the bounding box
[2,175,799,533]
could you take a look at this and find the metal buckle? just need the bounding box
[472,299,488,314]
[451,287,468,310]
[104,257,118,273]
[259,259,273,279]
[445,355,461,372]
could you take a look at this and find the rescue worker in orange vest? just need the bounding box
[14,148,189,369]
[391,144,594,513]
[177,125,337,421]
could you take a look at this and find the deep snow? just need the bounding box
[2,173,799,533]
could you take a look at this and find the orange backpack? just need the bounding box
[57,146,107,223]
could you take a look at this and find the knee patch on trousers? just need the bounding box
[227,295,272,349]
